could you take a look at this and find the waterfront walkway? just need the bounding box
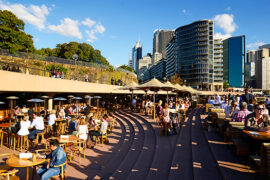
[0,108,256,179]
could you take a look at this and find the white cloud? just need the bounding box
[0,1,50,30]
[85,30,97,42]
[182,9,186,14]
[214,14,237,34]
[95,24,106,34]
[82,18,96,28]
[226,7,231,11]
[247,41,265,49]
[48,18,82,39]
[111,35,117,39]
[214,32,231,40]
[213,13,238,40]
[85,23,106,42]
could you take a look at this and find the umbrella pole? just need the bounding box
[167,91,169,103]
[154,92,156,121]
[131,90,134,109]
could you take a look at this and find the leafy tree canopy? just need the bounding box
[36,42,109,66]
[0,10,35,53]
[118,65,135,73]
[223,81,230,89]
[169,74,183,85]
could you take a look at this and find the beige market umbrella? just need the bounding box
[163,81,178,103]
[136,78,170,121]
[119,81,138,106]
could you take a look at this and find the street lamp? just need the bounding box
[72,54,78,65]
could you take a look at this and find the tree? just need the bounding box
[223,81,230,89]
[118,65,135,73]
[169,74,183,85]
[0,10,35,53]
[36,42,110,66]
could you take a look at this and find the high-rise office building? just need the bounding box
[132,40,142,73]
[213,39,223,90]
[152,52,162,65]
[153,29,174,60]
[255,47,270,89]
[138,55,152,81]
[166,36,176,79]
[223,35,245,87]
[245,50,256,87]
[247,50,256,63]
[175,20,214,90]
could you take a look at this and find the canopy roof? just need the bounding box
[136,78,168,91]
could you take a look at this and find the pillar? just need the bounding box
[48,98,53,111]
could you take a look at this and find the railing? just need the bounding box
[0,60,134,86]
[0,49,135,76]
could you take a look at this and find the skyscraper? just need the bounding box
[175,20,214,90]
[213,39,223,90]
[223,35,245,87]
[255,47,270,89]
[132,40,142,73]
[166,36,176,79]
[153,29,174,60]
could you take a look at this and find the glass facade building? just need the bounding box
[223,36,245,87]
[175,20,214,90]
[132,41,142,73]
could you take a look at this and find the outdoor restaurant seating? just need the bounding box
[70,139,86,164]
[17,135,29,152]
[0,168,20,180]
[35,132,45,147]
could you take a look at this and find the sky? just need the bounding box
[0,0,269,66]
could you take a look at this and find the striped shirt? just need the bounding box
[231,109,251,122]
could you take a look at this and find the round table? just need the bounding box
[54,135,79,153]
[6,154,46,180]
[0,123,12,128]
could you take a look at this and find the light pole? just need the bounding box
[72,54,78,79]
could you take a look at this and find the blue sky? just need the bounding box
[0,0,269,66]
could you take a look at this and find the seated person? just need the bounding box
[17,115,31,136]
[77,117,88,141]
[68,117,79,134]
[145,99,152,115]
[220,98,229,109]
[245,103,270,132]
[48,110,57,126]
[225,100,239,118]
[28,112,44,141]
[231,102,251,122]
[89,116,108,146]
[37,139,66,180]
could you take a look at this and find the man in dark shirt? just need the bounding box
[241,88,254,104]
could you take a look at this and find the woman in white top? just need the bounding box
[17,115,31,136]
[48,110,57,126]
[77,117,88,141]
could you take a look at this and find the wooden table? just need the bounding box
[54,135,79,152]
[0,123,12,128]
[243,130,270,141]
[6,154,46,180]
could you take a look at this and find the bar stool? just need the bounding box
[17,135,29,152]
[35,132,45,146]
[8,133,16,150]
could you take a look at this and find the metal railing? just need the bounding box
[0,49,135,76]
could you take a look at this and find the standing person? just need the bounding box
[220,98,229,109]
[241,88,254,104]
[28,112,44,141]
[56,70,60,78]
[37,139,66,180]
[156,100,163,122]
[84,74,89,82]
[60,71,65,79]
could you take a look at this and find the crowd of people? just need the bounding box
[1,64,21,72]
[208,88,270,131]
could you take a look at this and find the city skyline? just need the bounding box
[0,0,269,66]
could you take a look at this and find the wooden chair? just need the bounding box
[70,139,86,164]
[8,133,16,150]
[36,132,45,146]
[51,162,66,180]
[0,169,19,180]
[17,135,29,152]
[250,143,270,178]
[0,129,8,147]
[0,154,16,179]
[96,130,108,144]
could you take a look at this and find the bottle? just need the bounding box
[32,154,36,162]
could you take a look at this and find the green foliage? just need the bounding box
[33,62,44,67]
[36,42,110,66]
[45,64,68,74]
[107,65,114,72]
[118,65,135,73]
[223,81,230,89]
[79,68,88,75]
[169,74,183,85]
[0,10,35,53]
